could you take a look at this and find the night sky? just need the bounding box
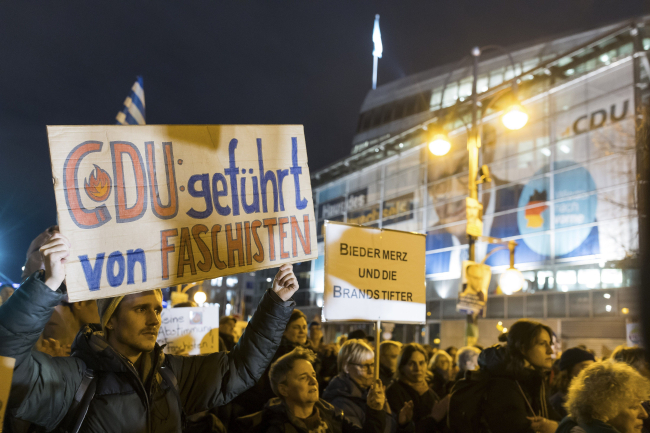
[0,1,647,283]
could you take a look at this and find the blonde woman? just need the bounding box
[556,361,650,433]
[428,349,453,398]
[323,339,413,432]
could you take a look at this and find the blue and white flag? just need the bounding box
[372,14,383,58]
[116,76,145,125]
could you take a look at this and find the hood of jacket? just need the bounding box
[322,373,367,402]
[260,397,338,433]
[478,344,543,383]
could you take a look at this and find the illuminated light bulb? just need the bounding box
[502,328,508,333]
[194,290,207,305]
[622,307,629,315]
[502,105,529,130]
[605,305,612,312]
[433,338,441,344]
[429,134,451,156]
[499,268,525,295]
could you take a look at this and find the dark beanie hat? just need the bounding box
[559,347,595,372]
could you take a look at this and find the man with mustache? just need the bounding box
[0,232,299,433]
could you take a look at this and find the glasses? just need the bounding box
[349,362,375,372]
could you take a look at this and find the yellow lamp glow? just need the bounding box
[502,105,529,130]
[622,307,630,315]
[499,268,525,295]
[428,134,451,156]
[194,290,207,305]
[433,338,441,344]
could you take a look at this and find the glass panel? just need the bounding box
[547,293,566,318]
[556,270,577,291]
[507,296,524,318]
[537,271,555,290]
[526,294,544,318]
[593,290,617,317]
[486,297,505,318]
[568,292,590,317]
[601,269,623,288]
[577,269,601,289]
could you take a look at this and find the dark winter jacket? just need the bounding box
[235,397,386,433]
[379,365,394,388]
[323,373,397,433]
[555,417,619,433]
[233,336,320,416]
[386,380,439,433]
[550,391,568,419]
[0,271,294,433]
[478,345,561,433]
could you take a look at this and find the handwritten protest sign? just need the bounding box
[0,356,15,429]
[47,125,317,301]
[323,221,426,323]
[157,306,220,355]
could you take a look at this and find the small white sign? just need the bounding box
[157,306,220,355]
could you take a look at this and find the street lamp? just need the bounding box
[194,289,207,306]
[428,134,452,156]
[502,104,529,131]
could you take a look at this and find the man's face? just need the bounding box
[221,320,235,336]
[309,324,322,341]
[279,359,319,406]
[72,300,101,326]
[380,345,400,372]
[107,291,162,358]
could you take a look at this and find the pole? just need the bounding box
[372,55,378,90]
[465,47,481,346]
[374,319,381,380]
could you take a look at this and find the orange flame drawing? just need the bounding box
[84,164,112,202]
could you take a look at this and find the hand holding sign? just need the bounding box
[40,232,71,291]
[272,264,299,301]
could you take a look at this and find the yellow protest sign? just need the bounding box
[0,356,15,429]
[47,125,317,301]
[323,221,426,323]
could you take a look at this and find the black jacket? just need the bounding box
[235,397,386,433]
[323,373,397,433]
[478,345,560,433]
[386,380,438,433]
[0,272,294,433]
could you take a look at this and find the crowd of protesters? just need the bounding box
[1,227,649,433]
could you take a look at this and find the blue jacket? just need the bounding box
[0,271,294,432]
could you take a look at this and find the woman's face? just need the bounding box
[283,317,308,344]
[436,357,450,372]
[523,329,554,370]
[346,356,375,389]
[401,351,427,383]
[608,400,648,433]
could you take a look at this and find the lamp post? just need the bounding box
[429,45,528,345]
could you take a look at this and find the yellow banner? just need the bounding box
[47,125,317,301]
[323,222,426,323]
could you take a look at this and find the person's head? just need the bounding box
[456,346,482,372]
[269,347,319,406]
[174,301,198,308]
[308,321,322,341]
[348,329,374,344]
[380,341,402,373]
[566,361,650,432]
[445,346,458,360]
[0,285,14,304]
[552,347,596,394]
[506,319,554,373]
[336,335,348,347]
[339,339,375,389]
[283,310,308,345]
[219,316,236,336]
[397,343,428,383]
[612,346,650,379]
[64,300,101,327]
[97,290,163,360]
[429,350,452,374]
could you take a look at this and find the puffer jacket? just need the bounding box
[478,345,560,433]
[235,397,385,433]
[322,373,396,433]
[0,271,294,433]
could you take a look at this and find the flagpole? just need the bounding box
[372,55,378,90]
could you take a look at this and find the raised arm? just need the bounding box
[0,233,84,429]
[168,264,299,412]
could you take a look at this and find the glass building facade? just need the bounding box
[251,18,650,350]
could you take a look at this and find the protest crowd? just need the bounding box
[0,227,649,433]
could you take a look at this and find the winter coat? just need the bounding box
[555,417,619,433]
[478,345,561,433]
[386,380,439,433]
[550,391,568,419]
[235,397,386,433]
[0,271,294,433]
[323,373,397,433]
[379,365,394,388]
[232,336,320,416]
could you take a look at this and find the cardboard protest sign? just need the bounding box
[0,356,15,429]
[323,221,426,323]
[47,125,317,301]
[457,261,490,315]
[157,306,220,355]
